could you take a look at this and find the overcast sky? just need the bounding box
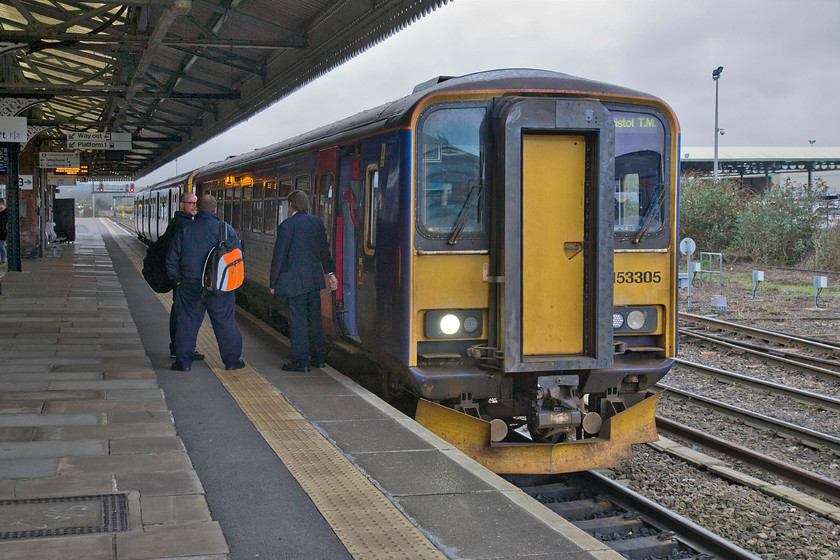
[137,0,840,187]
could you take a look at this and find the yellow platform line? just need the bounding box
[101,219,445,559]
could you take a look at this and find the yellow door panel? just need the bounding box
[522,135,585,355]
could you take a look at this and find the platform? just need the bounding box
[0,218,621,560]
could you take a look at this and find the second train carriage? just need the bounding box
[136,69,680,474]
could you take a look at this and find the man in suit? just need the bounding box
[269,190,338,372]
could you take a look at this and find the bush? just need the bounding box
[733,179,824,266]
[678,175,744,252]
[813,224,840,271]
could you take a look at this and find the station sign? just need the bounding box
[0,116,27,143]
[47,173,77,186]
[67,131,132,151]
[39,151,81,169]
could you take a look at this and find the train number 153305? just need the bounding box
[615,271,661,284]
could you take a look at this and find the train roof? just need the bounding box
[172,69,668,181]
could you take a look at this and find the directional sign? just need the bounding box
[67,140,132,150]
[39,152,81,168]
[0,116,27,143]
[66,132,132,142]
[19,175,34,190]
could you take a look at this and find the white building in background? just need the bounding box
[680,147,840,193]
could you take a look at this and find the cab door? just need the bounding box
[493,97,615,373]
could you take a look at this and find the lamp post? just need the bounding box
[712,66,724,179]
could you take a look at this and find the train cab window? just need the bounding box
[612,110,668,242]
[364,166,379,254]
[416,104,489,244]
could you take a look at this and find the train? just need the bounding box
[136,69,679,474]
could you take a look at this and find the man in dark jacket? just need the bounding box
[158,192,203,360]
[269,189,337,372]
[166,194,245,372]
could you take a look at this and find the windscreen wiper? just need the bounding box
[448,152,485,246]
[633,186,666,244]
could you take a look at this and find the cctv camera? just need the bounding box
[719,128,725,135]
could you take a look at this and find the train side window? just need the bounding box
[264,199,277,235]
[231,201,242,230]
[242,200,252,232]
[295,174,311,192]
[279,177,292,198]
[253,181,264,199]
[252,200,263,233]
[364,165,379,254]
[279,199,289,224]
[319,172,333,244]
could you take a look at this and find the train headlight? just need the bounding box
[612,306,658,333]
[440,314,460,335]
[425,309,483,338]
[627,310,647,330]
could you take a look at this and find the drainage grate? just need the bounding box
[0,494,129,539]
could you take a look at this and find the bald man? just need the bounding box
[158,192,203,361]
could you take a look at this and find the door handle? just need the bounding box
[564,242,583,260]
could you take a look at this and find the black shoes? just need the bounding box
[225,359,246,370]
[170,350,205,360]
[310,360,326,368]
[171,362,191,372]
[282,362,309,373]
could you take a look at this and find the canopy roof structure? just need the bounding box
[0,0,448,181]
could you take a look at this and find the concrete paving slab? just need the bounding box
[0,458,59,480]
[0,413,103,428]
[116,471,205,497]
[110,437,185,455]
[35,423,176,441]
[316,417,437,454]
[0,440,108,460]
[0,534,114,560]
[11,474,115,498]
[115,521,228,560]
[43,400,166,413]
[352,448,496,496]
[0,428,36,442]
[0,402,44,414]
[58,452,193,476]
[140,495,212,525]
[107,410,173,424]
[292,394,391,422]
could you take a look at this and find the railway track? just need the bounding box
[679,312,840,363]
[509,471,761,559]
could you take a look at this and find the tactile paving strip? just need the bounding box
[104,220,445,559]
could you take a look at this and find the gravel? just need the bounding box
[601,265,840,559]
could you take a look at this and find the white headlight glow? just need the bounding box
[612,313,624,329]
[440,314,461,335]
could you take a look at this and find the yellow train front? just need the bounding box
[138,69,679,475]
[398,71,679,474]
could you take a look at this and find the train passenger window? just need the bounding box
[252,200,263,233]
[279,199,289,224]
[279,177,292,198]
[242,186,252,200]
[265,180,277,200]
[264,199,277,235]
[416,105,489,239]
[224,200,232,223]
[295,174,311,192]
[364,166,379,254]
[253,182,263,199]
[231,201,242,230]
[319,172,333,244]
[242,201,252,232]
[612,111,667,236]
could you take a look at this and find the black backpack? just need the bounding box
[142,238,175,293]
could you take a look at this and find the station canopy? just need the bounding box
[0,0,448,181]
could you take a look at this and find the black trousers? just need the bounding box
[286,289,325,367]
